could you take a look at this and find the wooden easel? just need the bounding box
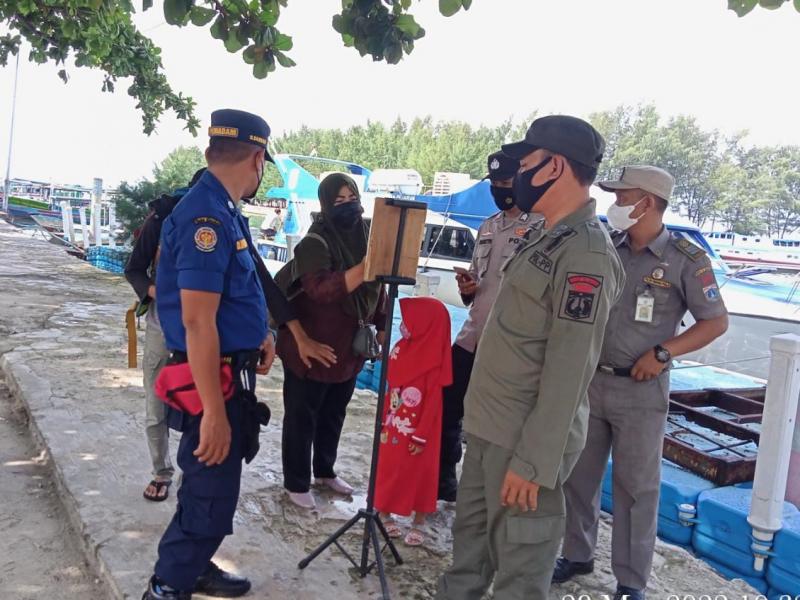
[299,197,428,600]
[364,197,426,282]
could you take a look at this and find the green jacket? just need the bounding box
[463,199,625,489]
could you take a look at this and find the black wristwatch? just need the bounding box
[654,344,672,364]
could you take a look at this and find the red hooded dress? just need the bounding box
[374,297,453,516]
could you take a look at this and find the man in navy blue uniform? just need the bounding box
[143,109,275,600]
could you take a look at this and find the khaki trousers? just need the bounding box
[436,434,565,600]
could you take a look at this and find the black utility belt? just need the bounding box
[596,364,632,377]
[167,350,261,369]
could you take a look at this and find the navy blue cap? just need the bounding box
[209,109,274,163]
[502,115,605,169]
[483,151,519,181]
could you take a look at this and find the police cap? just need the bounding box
[502,115,605,169]
[483,151,519,182]
[209,108,274,163]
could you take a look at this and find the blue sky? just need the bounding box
[0,0,798,187]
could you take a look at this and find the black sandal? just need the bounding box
[143,480,172,502]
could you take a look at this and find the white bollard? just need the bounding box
[78,207,88,248]
[747,333,800,572]
[92,203,102,246]
[108,204,117,248]
[60,201,72,243]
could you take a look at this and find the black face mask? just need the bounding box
[490,185,515,212]
[331,202,362,230]
[242,160,264,203]
[513,157,557,212]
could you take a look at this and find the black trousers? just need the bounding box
[156,352,257,591]
[438,343,476,499]
[282,367,357,493]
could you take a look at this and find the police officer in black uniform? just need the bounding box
[142,109,275,600]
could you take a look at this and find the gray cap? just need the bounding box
[502,115,606,168]
[598,165,675,201]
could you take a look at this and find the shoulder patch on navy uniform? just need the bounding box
[673,237,706,261]
[194,226,218,252]
[529,251,553,274]
[193,216,221,226]
[558,273,603,324]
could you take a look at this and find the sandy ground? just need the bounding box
[0,376,107,599]
[0,222,762,599]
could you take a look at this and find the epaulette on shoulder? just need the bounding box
[485,211,503,225]
[541,225,577,255]
[609,228,625,241]
[672,235,706,261]
[585,219,610,254]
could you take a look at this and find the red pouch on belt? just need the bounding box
[154,361,236,416]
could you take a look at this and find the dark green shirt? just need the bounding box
[463,199,625,489]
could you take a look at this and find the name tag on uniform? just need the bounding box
[236,239,248,251]
[635,289,655,323]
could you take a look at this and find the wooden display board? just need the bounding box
[364,197,427,282]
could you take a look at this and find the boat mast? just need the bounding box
[2,50,21,213]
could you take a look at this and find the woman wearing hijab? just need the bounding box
[276,173,387,509]
[375,297,453,547]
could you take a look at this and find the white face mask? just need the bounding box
[606,199,644,231]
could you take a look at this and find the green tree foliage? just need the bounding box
[728,0,800,17]
[0,0,201,135]
[2,1,794,135]
[114,178,160,240]
[269,114,533,187]
[152,145,205,191]
[116,108,800,239]
[114,145,204,238]
[591,105,800,235]
[0,0,472,134]
[267,108,800,236]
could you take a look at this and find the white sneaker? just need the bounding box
[316,476,354,496]
[287,490,316,509]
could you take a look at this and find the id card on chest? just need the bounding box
[635,288,655,323]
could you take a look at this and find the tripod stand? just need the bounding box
[298,198,427,600]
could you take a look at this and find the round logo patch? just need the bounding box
[651,267,665,280]
[401,387,422,408]
[194,226,218,252]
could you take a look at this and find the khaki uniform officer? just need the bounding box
[436,115,625,600]
[438,151,542,501]
[555,166,729,600]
